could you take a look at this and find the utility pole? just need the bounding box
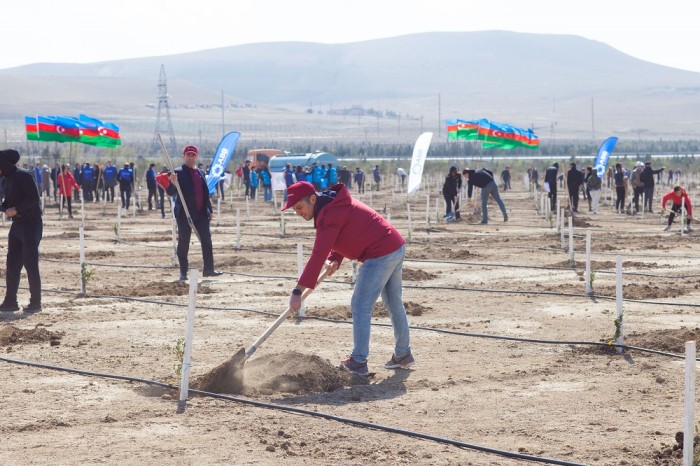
[151,65,177,155]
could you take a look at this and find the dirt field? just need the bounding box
[1,175,699,465]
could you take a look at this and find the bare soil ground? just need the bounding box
[1,177,699,465]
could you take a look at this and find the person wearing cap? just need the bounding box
[284,181,414,376]
[159,145,222,280]
[640,161,664,213]
[117,163,133,209]
[462,168,508,224]
[661,186,693,233]
[0,149,43,313]
[630,162,645,214]
[82,162,94,202]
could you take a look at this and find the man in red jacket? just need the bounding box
[661,185,693,233]
[284,181,414,376]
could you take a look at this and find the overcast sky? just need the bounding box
[3,0,699,73]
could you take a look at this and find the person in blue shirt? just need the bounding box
[283,164,295,201]
[320,164,328,189]
[372,165,381,191]
[146,163,158,210]
[103,160,117,203]
[82,162,94,202]
[249,168,258,199]
[294,165,306,183]
[261,167,272,201]
[311,163,323,190]
[33,163,42,190]
[327,163,338,186]
[354,167,365,194]
[117,163,133,209]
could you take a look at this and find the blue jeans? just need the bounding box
[351,244,411,363]
[480,181,507,223]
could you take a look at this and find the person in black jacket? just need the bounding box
[640,161,664,213]
[567,163,584,212]
[442,166,461,220]
[544,163,559,211]
[0,149,43,313]
[161,145,222,281]
[462,168,508,224]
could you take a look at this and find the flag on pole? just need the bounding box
[407,132,433,194]
[206,131,240,194]
[593,136,618,177]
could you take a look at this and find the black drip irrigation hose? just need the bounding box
[18,285,700,362]
[0,355,586,466]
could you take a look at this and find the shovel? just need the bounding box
[231,267,331,367]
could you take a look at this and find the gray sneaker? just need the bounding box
[384,352,415,369]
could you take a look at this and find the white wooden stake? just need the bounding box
[425,194,430,229]
[236,208,241,250]
[79,226,86,295]
[556,200,561,233]
[435,198,439,223]
[116,203,122,242]
[170,214,177,267]
[560,208,566,250]
[406,202,412,243]
[59,194,64,220]
[177,269,198,414]
[683,340,696,466]
[280,210,285,237]
[585,230,592,295]
[80,189,85,222]
[568,216,574,265]
[681,196,686,235]
[245,196,250,219]
[615,256,624,354]
[297,244,305,317]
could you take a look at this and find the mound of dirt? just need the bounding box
[216,256,260,267]
[125,235,172,242]
[194,350,352,395]
[403,268,437,281]
[0,325,63,346]
[571,217,595,228]
[626,327,700,354]
[312,301,431,320]
[594,282,693,300]
[98,281,214,297]
[548,259,658,270]
[42,250,116,260]
[651,431,698,464]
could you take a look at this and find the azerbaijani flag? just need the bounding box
[447,119,480,140]
[37,116,64,142]
[79,114,121,147]
[55,115,82,142]
[478,119,539,150]
[25,116,39,141]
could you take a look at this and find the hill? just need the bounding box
[1,31,699,144]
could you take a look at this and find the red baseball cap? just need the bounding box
[281,181,317,211]
[183,145,198,156]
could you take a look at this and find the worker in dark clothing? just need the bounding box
[544,163,559,211]
[146,163,158,210]
[462,168,508,224]
[0,149,43,313]
[117,163,133,209]
[442,166,461,221]
[640,161,664,213]
[567,162,584,212]
[157,145,222,281]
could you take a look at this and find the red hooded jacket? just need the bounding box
[299,184,405,289]
[57,171,80,198]
[661,188,693,216]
